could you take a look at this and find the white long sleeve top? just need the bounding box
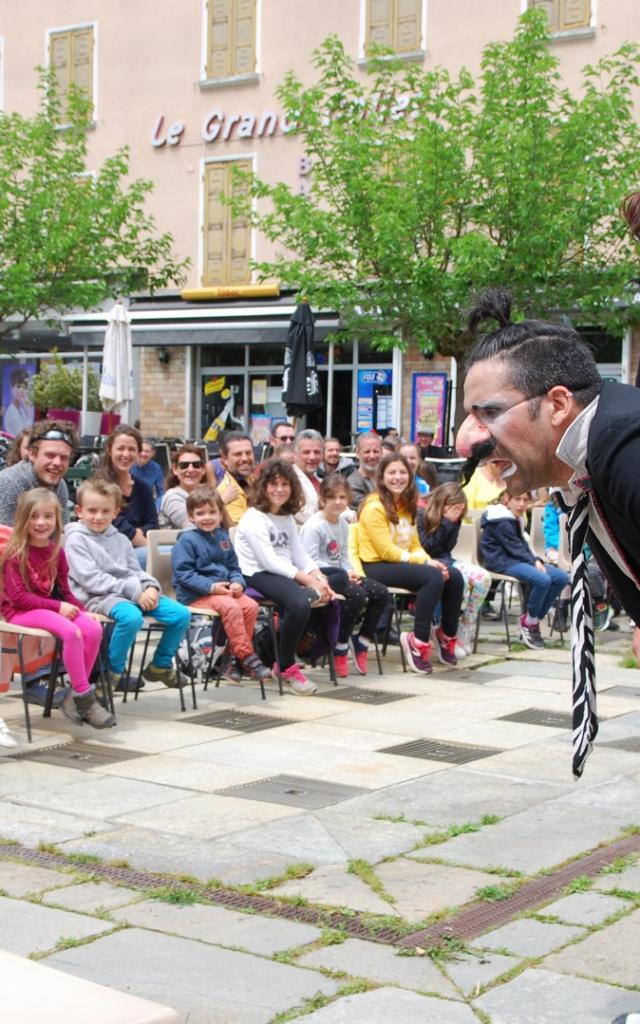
[234,507,318,579]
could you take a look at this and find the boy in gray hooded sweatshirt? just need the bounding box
[65,478,190,692]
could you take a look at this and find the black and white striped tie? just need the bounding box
[567,489,597,778]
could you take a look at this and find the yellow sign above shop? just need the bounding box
[181,284,280,301]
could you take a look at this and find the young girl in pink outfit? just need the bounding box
[1,489,115,729]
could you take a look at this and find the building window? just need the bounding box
[365,0,422,55]
[528,0,592,33]
[206,0,256,80]
[203,160,251,286]
[48,25,95,109]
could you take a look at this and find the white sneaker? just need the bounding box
[0,718,18,748]
[454,644,468,659]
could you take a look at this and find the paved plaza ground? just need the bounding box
[1,620,639,1023]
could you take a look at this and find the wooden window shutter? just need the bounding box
[207,0,231,78]
[204,161,251,286]
[529,0,560,31]
[559,0,591,30]
[233,0,256,75]
[204,164,228,285]
[49,31,72,98]
[366,0,394,50]
[395,0,421,52]
[71,28,94,99]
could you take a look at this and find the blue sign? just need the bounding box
[356,369,393,432]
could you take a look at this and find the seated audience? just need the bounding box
[2,488,112,728]
[301,474,388,677]
[131,439,166,508]
[0,419,78,526]
[160,444,208,529]
[480,491,569,650]
[417,483,491,656]
[216,431,256,525]
[293,429,323,523]
[234,459,333,696]
[171,485,271,685]
[358,452,464,674]
[65,478,190,692]
[319,438,355,479]
[349,432,383,511]
[96,426,158,567]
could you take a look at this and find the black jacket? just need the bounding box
[584,381,640,620]
[416,510,459,565]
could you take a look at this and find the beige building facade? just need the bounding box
[1,1,639,442]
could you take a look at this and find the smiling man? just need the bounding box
[216,431,255,526]
[0,419,78,526]
[456,287,640,778]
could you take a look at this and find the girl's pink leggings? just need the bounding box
[8,610,102,694]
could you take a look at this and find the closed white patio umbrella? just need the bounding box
[99,300,134,425]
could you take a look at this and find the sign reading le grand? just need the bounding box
[151,109,296,147]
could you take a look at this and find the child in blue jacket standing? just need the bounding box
[171,485,271,684]
[480,492,568,650]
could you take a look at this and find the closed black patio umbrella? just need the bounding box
[282,302,323,417]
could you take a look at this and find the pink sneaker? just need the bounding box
[333,653,349,678]
[435,627,458,667]
[400,632,433,675]
[277,662,318,695]
[350,636,369,675]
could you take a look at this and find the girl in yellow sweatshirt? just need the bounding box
[358,453,464,674]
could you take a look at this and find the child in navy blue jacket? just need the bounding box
[480,492,568,650]
[171,485,271,684]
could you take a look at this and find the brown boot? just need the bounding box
[73,687,116,730]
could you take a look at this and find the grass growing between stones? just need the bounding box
[269,980,376,1024]
[347,859,395,905]
[564,874,593,894]
[372,812,430,827]
[413,814,502,850]
[599,853,638,874]
[149,885,200,906]
[238,862,315,894]
[475,881,521,902]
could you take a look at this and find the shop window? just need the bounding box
[365,0,422,55]
[528,0,592,33]
[203,160,251,286]
[206,0,256,80]
[48,25,94,110]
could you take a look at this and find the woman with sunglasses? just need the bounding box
[160,445,208,529]
[97,425,158,567]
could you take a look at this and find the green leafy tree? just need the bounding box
[231,9,640,360]
[0,71,188,341]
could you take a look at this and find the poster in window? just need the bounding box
[410,372,448,447]
[2,362,36,436]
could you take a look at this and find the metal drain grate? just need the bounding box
[378,738,502,764]
[600,736,640,753]
[603,686,640,700]
[181,709,297,732]
[8,740,146,768]
[498,707,573,729]
[314,686,412,705]
[216,773,368,808]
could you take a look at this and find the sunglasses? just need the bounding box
[177,460,204,470]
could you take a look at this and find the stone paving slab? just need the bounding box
[474,918,585,957]
[313,805,426,861]
[110,898,322,955]
[594,864,640,893]
[114,791,302,839]
[42,881,142,913]
[0,799,117,846]
[45,926,339,1024]
[427,797,637,873]
[0,860,77,897]
[271,864,400,916]
[15,775,190,820]
[0,759,87,796]
[543,908,640,987]
[373,859,501,922]
[540,890,633,926]
[287,987,480,1024]
[464,739,640,785]
[59,826,305,884]
[170,732,438,788]
[442,949,521,997]
[0,893,112,956]
[476,967,635,1023]
[318,765,568,829]
[89,752,269,791]
[297,937,459,997]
